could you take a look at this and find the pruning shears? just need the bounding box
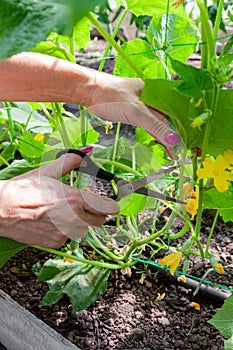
[57,149,186,204]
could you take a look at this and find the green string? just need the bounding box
[132,257,233,293]
[16,136,44,152]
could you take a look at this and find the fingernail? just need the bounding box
[165,132,180,145]
[81,146,93,153]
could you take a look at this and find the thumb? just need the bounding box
[81,189,120,215]
[39,153,84,179]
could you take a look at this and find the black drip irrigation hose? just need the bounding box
[132,258,231,303]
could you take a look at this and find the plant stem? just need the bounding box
[196,0,215,70]
[88,227,124,261]
[195,85,219,249]
[126,215,138,239]
[0,154,10,166]
[178,144,187,203]
[213,0,224,44]
[69,32,75,57]
[87,13,145,80]
[52,103,70,148]
[191,149,198,182]
[168,222,189,240]
[39,103,54,123]
[205,209,219,257]
[79,105,88,147]
[4,102,16,142]
[110,122,121,173]
[94,158,143,176]
[31,245,133,270]
[164,0,171,79]
[98,8,128,72]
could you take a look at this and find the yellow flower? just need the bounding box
[63,256,74,264]
[194,98,202,108]
[156,292,166,301]
[177,275,187,283]
[34,133,44,142]
[183,183,199,220]
[105,122,113,134]
[159,252,182,276]
[213,263,224,274]
[197,154,233,192]
[191,302,200,311]
[172,0,184,7]
[223,150,233,170]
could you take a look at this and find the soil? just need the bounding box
[0,40,233,350]
[0,213,232,350]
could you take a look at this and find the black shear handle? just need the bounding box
[56,149,115,182]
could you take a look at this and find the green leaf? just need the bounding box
[0,0,106,60]
[0,144,17,166]
[220,36,233,57]
[0,159,37,180]
[31,41,75,63]
[18,132,45,159]
[133,142,161,174]
[146,15,199,65]
[204,188,233,223]
[225,336,233,350]
[0,237,28,269]
[116,0,188,17]
[38,257,110,313]
[140,79,233,155]
[93,137,134,173]
[49,16,93,51]
[170,58,214,100]
[140,78,203,150]
[208,294,233,341]
[114,38,164,78]
[1,103,52,133]
[208,90,233,156]
[136,127,170,165]
[119,192,156,215]
[51,117,99,149]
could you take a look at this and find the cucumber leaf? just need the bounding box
[140,79,233,156]
[38,254,110,314]
[119,192,157,215]
[0,0,105,60]
[31,41,76,63]
[50,116,99,149]
[18,132,45,159]
[116,0,189,18]
[224,336,233,350]
[1,103,52,133]
[0,159,37,180]
[204,188,233,223]
[49,16,93,51]
[146,14,199,65]
[208,294,233,344]
[0,144,17,167]
[140,78,203,150]
[114,13,199,79]
[114,38,164,78]
[0,237,28,269]
[169,58,214,101]
[136,127,170,165]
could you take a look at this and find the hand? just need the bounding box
[0,153,119,248]
[88,74,180,158]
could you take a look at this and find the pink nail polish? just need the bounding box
[81,146,93,153]
[165,132,180,145]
